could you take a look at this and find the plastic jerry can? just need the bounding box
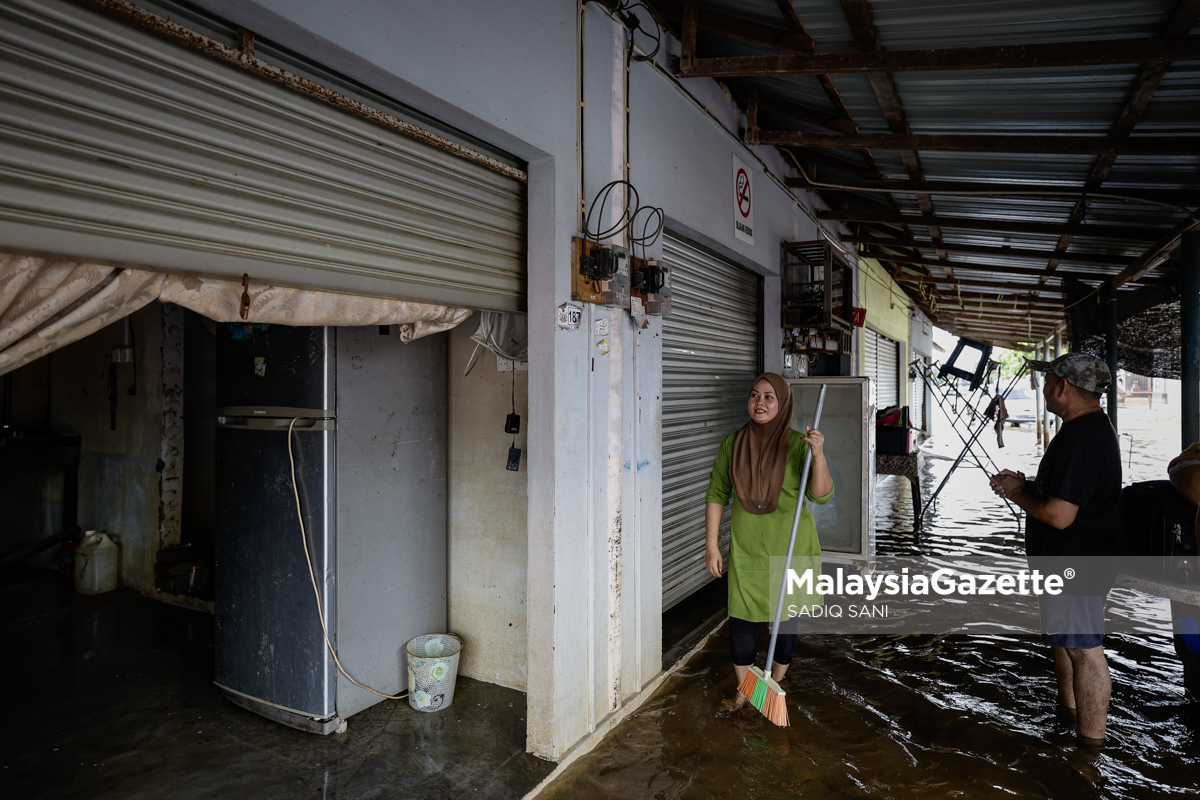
[75,531,118,594]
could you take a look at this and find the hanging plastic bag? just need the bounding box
[463,312,527,375]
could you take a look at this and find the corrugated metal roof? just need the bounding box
[662,0,1200,346]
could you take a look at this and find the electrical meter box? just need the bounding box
[644,260,671,316]
[600,246,630,309]
[788,377,875,566]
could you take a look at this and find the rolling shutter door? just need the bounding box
[661,233,761,610]
[0,0,527,311]
[864,329,899,409]
[877,334,899,408]
[863,328,877,385]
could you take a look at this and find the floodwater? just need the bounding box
[540,402,1200,799]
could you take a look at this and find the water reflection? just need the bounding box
[544,409,1200,799]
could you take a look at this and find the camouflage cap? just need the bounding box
[1027,352,1111,394]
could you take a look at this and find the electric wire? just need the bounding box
[584,179,639,245]
[604,1,661,61]
[584,179,664,259]
[288,417,408,701]
[631,204,664,261]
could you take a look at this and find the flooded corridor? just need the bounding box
[538,412,1200,799]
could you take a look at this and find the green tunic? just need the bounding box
[705,429,834,622]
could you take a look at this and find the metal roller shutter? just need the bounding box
[863,328,877,386]
[0,0,527,311]
[865,329,900,409]
[661,233,761,610]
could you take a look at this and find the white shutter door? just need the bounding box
[0,0,527,311]
[864,328,878,387]
[661,233,760,610]
[876,333,899,408]
[864,329,899,409]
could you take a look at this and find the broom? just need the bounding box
[737,383,827,727]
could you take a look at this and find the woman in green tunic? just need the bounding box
[704,372,834,709]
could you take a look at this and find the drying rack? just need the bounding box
[914,359,1031,530]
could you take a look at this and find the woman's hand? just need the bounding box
[704,502,724,578]
[705,545,724,578]
[803,426,833,497]
[804,426,824,457]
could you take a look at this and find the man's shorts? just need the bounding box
[1039,592,1106,649]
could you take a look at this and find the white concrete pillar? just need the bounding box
[523,9,664,760]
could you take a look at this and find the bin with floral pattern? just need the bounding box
[406,633,462,713]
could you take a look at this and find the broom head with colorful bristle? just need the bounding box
[738,665,789,727]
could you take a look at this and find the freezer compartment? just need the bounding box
[215,325,334,412]
[214,424,337,721]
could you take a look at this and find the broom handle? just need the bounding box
[764,384,827,671]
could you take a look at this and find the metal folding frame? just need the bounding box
[915,359,1030,528]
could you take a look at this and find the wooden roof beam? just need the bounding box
[818,210,1162,241]
[897,276,1072,293]
[757,130,1200,155]
[749,93,858,135]
[786,176,1196,206]
[836,0,949,272]
[1105,217,1200,294]
[755,3,905,225]
[942,316,1061,331]
[782,148,879,179]
[844,235,1137,267]
[1039,0,1200,293]
[674,34,1200,77]
[936,325,1050,349]
[656,0,816,56]
[901,291,1067,311]
[864,252,1135,281]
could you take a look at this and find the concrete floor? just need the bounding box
[0,567,554,800]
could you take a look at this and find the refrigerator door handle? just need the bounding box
[217,416,336,431]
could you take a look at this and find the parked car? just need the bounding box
[1004,387,1038,427]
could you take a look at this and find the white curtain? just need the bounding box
[157,274,473,341]
[0,255,474,376]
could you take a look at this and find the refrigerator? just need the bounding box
[214,324,447,734]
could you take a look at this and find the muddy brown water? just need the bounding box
[541,413,1200,799]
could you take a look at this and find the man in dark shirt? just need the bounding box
[991,353,1121,747]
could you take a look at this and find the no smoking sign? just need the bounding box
[732,155,755,245]
[736,169,751,217]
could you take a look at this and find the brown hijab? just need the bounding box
[730,372,794,515]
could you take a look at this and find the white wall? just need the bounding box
[911,306,934,360]
[447,319,529,691]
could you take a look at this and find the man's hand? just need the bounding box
[990,469,1026,499]
[705,546,724,579]
[990,470,1080,530]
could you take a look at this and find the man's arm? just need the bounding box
[994,471,1079,529]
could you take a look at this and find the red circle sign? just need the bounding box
[735,168,752,218]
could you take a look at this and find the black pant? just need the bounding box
[729,616,798,667]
